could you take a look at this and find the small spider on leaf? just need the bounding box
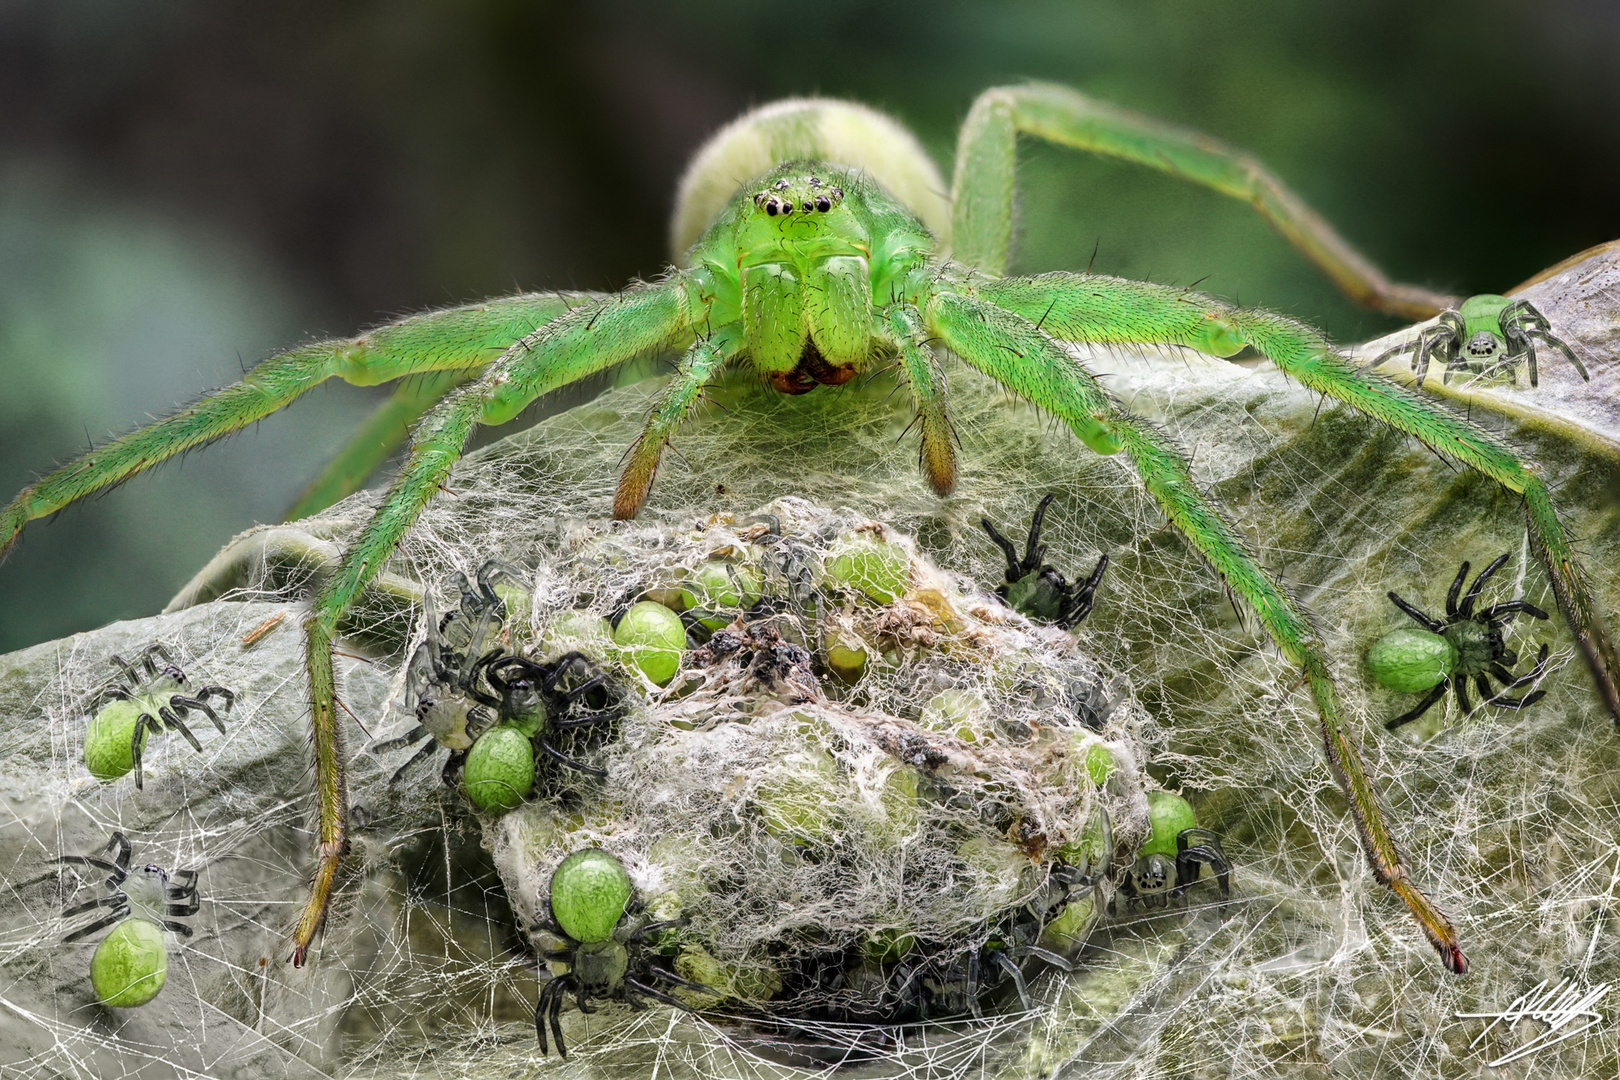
[82,644,234,788]
[458,652,624,814]
[1369,294,1590,387]
[52,831,199,1007]
[386,559,527,772]
[1367,553,1551,730]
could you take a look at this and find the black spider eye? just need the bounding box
[815,196,831,212]
[802,200,812,212]
[830,187,844,200]
[753,192,766,206]
[773,179,790,191]
[808,176,821,187]
[765,200,779,216]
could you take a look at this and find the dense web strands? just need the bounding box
[2,85,1618,1079]
[4,337,1615,1076]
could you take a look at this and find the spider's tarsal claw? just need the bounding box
[1385,873,1466,976]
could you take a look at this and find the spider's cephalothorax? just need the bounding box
[1369,553,1551,730]
[532,849,705,1058]
[1112,791,1231,912]
[980,493,1109,629]
[14,88,1619,971]
[53,831,200,942]
[1371,294,1590,387]
[82,643,234,788]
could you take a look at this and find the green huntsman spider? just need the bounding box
[5,85,1619,977]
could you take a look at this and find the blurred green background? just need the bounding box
[2,0,1617,653]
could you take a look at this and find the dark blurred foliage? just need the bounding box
[2,0,1617,652]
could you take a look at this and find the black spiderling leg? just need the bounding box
[1387,590,1443,633]
[1386,683,1449,730]
[1459,553,1510,618]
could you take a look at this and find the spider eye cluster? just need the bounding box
[1464,332,1502,359]
[751,174,845,217]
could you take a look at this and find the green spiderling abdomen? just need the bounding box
[1367,627,1458,694]
[1142,790,1199,860]
[1457,294,1513,338]
[550,849,633,944]
[463,724,535,814]
[91,919,168,1007]
[84,699,148,781]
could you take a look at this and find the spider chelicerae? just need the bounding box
[1371,553,1552,730]
[52,831,199,943]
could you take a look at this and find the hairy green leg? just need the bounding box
[885,304,958,494]
[0,292,603,555]
[291,279,692,963]
[282,369,469,521]
[923,280,1467,970]
[950,83,1459,320]
[980,271,1620,725]
[614,327,741,519]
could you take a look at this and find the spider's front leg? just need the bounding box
[0,293,603,554]
[289,278,694,965]
[950,83,1459,319]
[1367,311,1464,387]
[922,272,1480,969]
[977,272,1620,726]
